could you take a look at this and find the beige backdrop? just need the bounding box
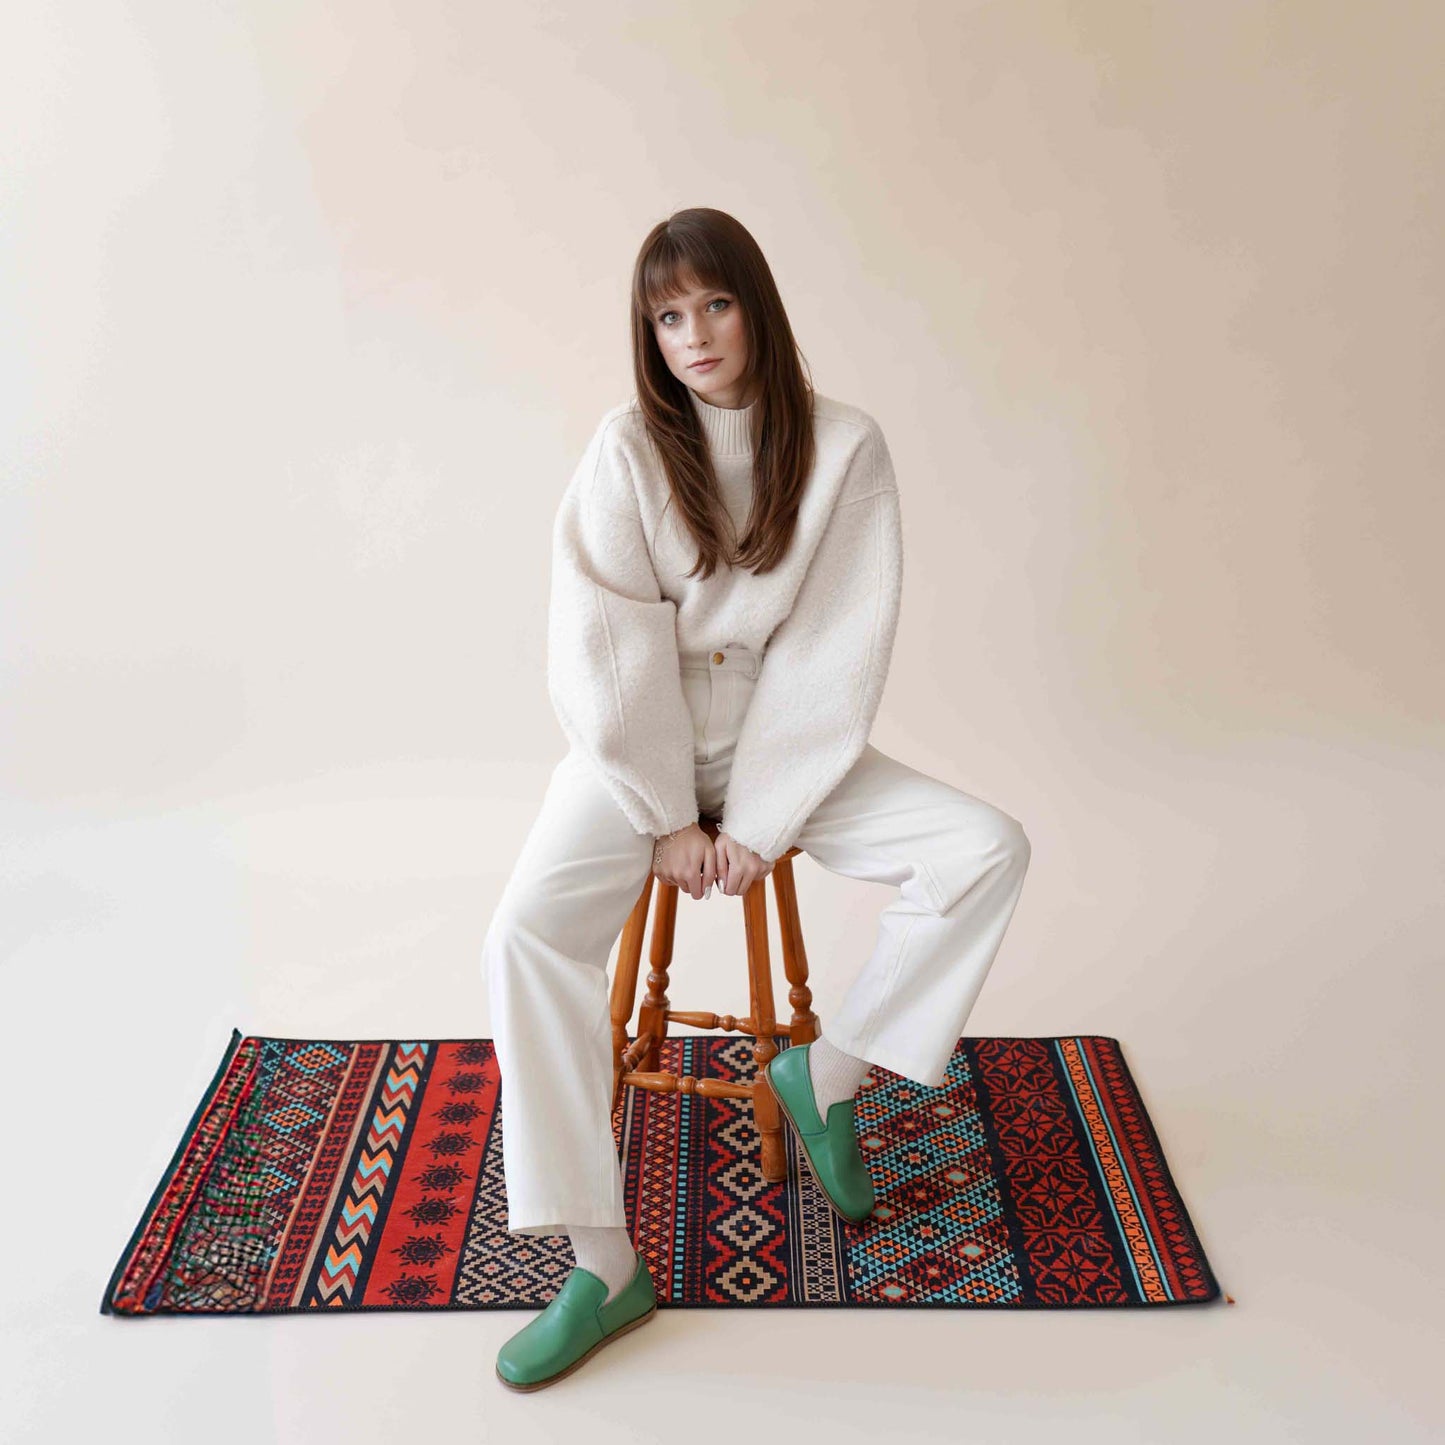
[4,2,1440,1440]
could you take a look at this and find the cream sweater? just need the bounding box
[546,386,903,863]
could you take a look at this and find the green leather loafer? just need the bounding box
[765,1041,876,1224]
[495,1250,658,1392]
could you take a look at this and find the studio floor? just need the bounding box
[7,733,1441,1444]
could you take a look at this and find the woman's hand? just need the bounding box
[651,822,717,901]
[714,831,774,897]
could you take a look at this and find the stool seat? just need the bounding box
[608,816,819,1183]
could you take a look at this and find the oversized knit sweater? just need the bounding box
[546,386,903,864]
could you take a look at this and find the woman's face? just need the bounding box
[650,278,756,408]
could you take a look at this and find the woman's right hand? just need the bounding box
[652,822,717,901]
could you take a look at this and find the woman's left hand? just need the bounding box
[713,831,775,897]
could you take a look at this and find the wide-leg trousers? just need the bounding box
[481,644,1031,1237]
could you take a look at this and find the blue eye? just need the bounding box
[658,297,730,326]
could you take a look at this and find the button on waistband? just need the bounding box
[679,643,763,679]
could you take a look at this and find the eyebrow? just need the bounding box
[655,291,731,313]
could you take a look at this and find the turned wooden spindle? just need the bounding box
[771,854,819,1043]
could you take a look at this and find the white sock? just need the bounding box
[566,1225,638,1304]
[807,1032,870,1114]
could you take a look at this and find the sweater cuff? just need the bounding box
[716,816,785,864]
[655,801,703,839]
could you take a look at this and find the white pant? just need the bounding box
[481,644,1031,1236]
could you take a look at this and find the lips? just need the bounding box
[689,358,721,369]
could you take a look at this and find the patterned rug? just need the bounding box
[101,1029,1221,1315]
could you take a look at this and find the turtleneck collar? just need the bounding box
[687,386,757,458]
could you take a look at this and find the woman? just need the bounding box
[484,208,1031,1390]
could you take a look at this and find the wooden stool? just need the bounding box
[609,816,820,1184]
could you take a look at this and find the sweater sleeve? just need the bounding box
[546,415,701,839]
[719,422,904,862]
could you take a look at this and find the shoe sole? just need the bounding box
[764,1059,875,1225]
[494,1298,658,1392]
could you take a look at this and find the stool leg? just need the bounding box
[743,875,787,1184]
[637,882,678,1076]
[770,853,820,1045]
[610,874,654,1110]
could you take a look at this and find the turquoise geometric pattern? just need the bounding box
[847,1043,1021,1303]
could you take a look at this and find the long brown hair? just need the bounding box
[629,208,816,581]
